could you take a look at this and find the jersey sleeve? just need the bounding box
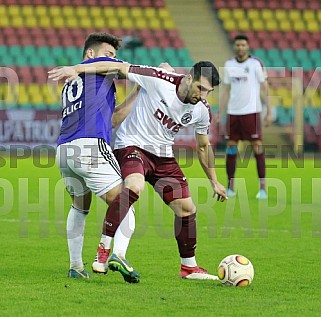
[255,60,267,83]
[194,101,211,135]
[127,65,181,92]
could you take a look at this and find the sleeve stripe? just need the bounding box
[129,65,184,85]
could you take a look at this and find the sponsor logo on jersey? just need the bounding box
[127,150,143,162]
[154,108,182,133]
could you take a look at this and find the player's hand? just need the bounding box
[215,113,221,125]
[48,66,79,83]
[158,62,175,72]
[265,111,272,127]
[212,181,228,202]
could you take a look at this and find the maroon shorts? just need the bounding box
[225,113,262,141]
[114,146,190,204]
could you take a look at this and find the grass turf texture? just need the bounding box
[0,155,320,316]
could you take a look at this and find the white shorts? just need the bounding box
[56,138,123,197]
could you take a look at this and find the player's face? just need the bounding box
[186,75,214,104]
[234,39,249,59]
[94,43,116,58]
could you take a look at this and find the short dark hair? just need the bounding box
[190,61,220,87]
[233,34,249,43]
[82,32,121,58]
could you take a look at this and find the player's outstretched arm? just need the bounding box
[112,84,140,128]
[111,62,174,127]
[48,62,131,82]
[195,133,227,202]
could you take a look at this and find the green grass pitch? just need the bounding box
[0,154,320,316]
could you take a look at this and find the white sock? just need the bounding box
[113,206,135,259]
[67,205,89,271]
[181,256,197,267]
[99,234,112,250]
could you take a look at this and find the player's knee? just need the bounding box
[226,145,237,155]
[252,141,263,154]
[125,183,144,196]
[181,202,197,217]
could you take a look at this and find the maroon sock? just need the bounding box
[255,153,266,190]
[226,154,237,189]
[103,188,139,237]
[174,214,197,258]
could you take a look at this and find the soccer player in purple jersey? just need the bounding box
[55,32,140,282]
[50,59,227,280]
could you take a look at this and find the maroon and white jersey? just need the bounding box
[223,56,267,115]
[114,65,211,158]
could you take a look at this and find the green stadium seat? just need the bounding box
[267,50,285,67]
[19,103,33,109]
[33,103,47,109]
[284,57,299,69]
[149,48,164,66]
[117,49,133,63]
[10,46,23,57]
[65,47,82,64]
[0,46,7,56]
[281,49,295,60]
[163,48,177,61]
[295,49,309,61]
[1,55,13,66]
[252,49,269,64]
[301,59,314,71]
[310,50,321,63]
[24,46,37,59]
[277,106,293,126]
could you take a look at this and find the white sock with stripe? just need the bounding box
[67,205,89,271]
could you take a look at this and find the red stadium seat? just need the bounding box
[268,0,280,9]
[270,31,283,42]
[253,1,266,9]
[33,37,47,47]
[305,42,318,50]
[47,37,61,47]
[296,1,307,10]
[158,38,171,49]
[143,38,157,48]
[213,0,226,9]
[308,1,321,10]
[284,31,297,41]
[242,0,254,9]
[282,0,293,9]
[248,37,260,49]
[229,0,240,9]
[277,39,291,49]
[172,38,185,49]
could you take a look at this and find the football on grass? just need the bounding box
[217,255,254,286]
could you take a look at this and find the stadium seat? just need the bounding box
[251,19,264,31]
[274,9,288,22]
[279,21,292,32]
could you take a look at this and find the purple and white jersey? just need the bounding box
[57,57,122,146]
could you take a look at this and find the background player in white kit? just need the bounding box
[50,60,227,280]
[219,34,271,199]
